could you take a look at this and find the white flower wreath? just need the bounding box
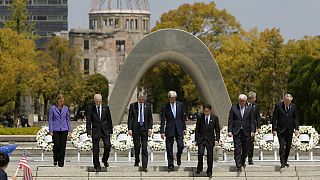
[255,124,279,151]
[148,124,166,151]
[71,124,92,151]
[111,124,134,151]
[183,124,198,152]
[36,126,53,151]
[220,126,234,151]
[292,126,319,152]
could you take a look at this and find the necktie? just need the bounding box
[206,116,209,124]
[171,104,176,119]
[240,106,244,118]
[97,106,100,119]
[140,104,143,126]
[286,106,289,114]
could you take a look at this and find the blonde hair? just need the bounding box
[56,94,64,102]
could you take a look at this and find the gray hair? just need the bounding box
[284,94,293,101]
[248,91,256,99]
[94,94,102,101]
[137,91,145,97]
[238,94,247,100]
[168,91,177,98]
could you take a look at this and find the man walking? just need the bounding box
[128,91,153,172]
[272,94,299,168]
[160,91,186,172]
[86,94,113,172]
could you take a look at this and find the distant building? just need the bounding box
[0,0,68,49]
[69,0,150,99]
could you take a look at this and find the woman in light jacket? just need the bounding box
[49,94,71,167]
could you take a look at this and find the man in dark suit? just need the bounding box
[128,91,153,172]
[228,94,255,172]
[195,104,220,178]
[160,91,186,172]
[272,94,299,168]
[86,94,113,172]
[247,91,261,165]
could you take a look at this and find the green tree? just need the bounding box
[142,2,241,112]
[4,0,36,38]
[288,55,320,131]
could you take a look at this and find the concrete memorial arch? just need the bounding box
[109,29,231,125]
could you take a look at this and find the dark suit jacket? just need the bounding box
[160,101,186,137]
[272,102,299,134]
[195,113,220,147]
[86,104,113,139]
[249,102,261,130]
[0,168,7,180]
[128,102,153,134]
[228,104,255,136]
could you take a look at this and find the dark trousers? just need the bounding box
[165,131,184,169]
[53,131,68,167]
[133,124,148,168]
[248,136,255,162]
[278,129,293,165]
[197,140,214,173]
[92,132,111,168]
[233,130,250,168]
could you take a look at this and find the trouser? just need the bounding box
[278,129,293,165]
[233,130,250,168]
[133,124,149,168]
[197,140,214,173]
[53,131,68,167]
[166,133,184,169]
[248,136,255,162]
[92,134,111,168]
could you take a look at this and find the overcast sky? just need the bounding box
[68,0,320,41]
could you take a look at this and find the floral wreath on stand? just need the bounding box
[183,124,197,152]
[36,126,53,151]
[220,126,234,151]
[111,124,134,151]
[255,124,279,151]
[71,124,92,151]
[148,124,166,151]
[292,126,319,152]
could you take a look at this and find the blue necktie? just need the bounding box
[171,104,176,119]
[140,104,143,126]
[97,106,100,119]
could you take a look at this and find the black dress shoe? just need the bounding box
[53,161,57,166]
[195,170,201,174]
[285,163,289,167]
[141,167,148,172]
[237,167,242,172]
[207,172,212,178]
[104,162,109,167]
[134,162,139,166]
[95,167,101,172]
[280,164,286,168]
[177,158,181,166]
[248,161,254,165]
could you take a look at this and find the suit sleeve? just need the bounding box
[48,107,54,133]
[160,105,166,134]
[195,115,201,143]
[215,116,221,141]
[127,104,133,130]
[293,105,299,130]
[86,105,92,136]
[107,106,113,134]
[182,103,186,130]
[227,107,233,133]
[272,104,278,132]
[256,104,261,129]
[250,108,255,133]
[148,103,153,129]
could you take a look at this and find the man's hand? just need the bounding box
[148,129,152,137]
[273,131,277,136]
[128,130,132,136]
[11,176,17,180]
[68,132,71,138]
[295,130,299,136]
[251,132,255,137]
[228,132,233,137]
[161,133,165,139]
[184,130,187,135]
[49,132,53,136]
[87,135,92,139]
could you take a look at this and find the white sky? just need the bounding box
[68,0,320,41]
